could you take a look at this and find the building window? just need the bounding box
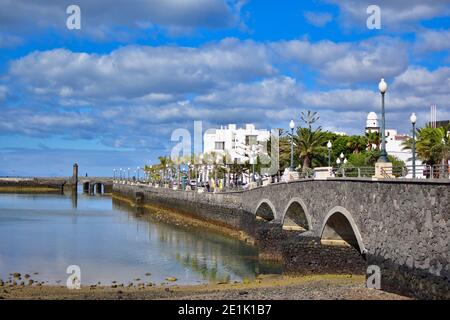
[215,142,225,150]
[245,135,257,146]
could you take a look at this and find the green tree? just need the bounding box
[347,150,380,167]
[346,135,367,154]
[365,131,380,151]
[402,125,450,165]
[292,111,328,170]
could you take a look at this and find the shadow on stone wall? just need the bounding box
[255,222,366,275]
[367,254,450,300]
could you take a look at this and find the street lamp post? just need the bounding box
[214,158,219,189]
[113,169,116,180]
[250,145,257,182]
[410,113,417,178]
[149,165,153,184]
[165,164,169,185]
[378,78,389,162]
[289,120,295,171]
[137,166,140,182]
[187,162,191,181]
[327,141,332,167]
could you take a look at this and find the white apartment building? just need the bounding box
[203,124,270,163]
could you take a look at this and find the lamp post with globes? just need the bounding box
[410,113,417,178]
[289,120,295,171]
[327,141,332,167]
[378,78,389,162]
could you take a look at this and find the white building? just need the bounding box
[203,124,270,163]
[385,129,410,163]
[365,112,424,178]
[365,112,379,133]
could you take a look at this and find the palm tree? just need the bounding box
[402,125,449,166]
[158,156,173,184]
[293,126,328,170]
[346,135,367,154]
[365,131,380,151]
[286,112,323,170]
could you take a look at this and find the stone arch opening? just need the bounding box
[255,200,276,222]
[82,182,90,193]
[320,207,366,254]
[95,183,103,194]
[282,199,310,232]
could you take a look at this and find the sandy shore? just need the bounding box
[0,274,409,300]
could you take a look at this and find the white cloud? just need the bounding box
[271,37,409,84]
[393,66,450,95]
[0,33,22,48]
[1,37,446,149]
[270,39,350,66]
[416,29,450,52]
[195,76,303,108]
[0,0,243,40]
[304,11,333,27]
[321,38,409,84]
[0,85,7,101]
[327,0,450,30]
[9,39,275,100]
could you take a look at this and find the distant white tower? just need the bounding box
[365,112,380,133]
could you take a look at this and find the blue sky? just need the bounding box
[0,0,449,176]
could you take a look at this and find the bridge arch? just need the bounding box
[320,206,366,254]
[94,183,103,194]
[281,197,311,231]
[254,199,276,222]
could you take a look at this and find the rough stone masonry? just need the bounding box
[113,178,449,300]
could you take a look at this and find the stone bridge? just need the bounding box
[241,178,449,299]
[78,177,113,194]
[113,178,449,299]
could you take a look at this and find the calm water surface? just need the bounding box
[0,192,279,285]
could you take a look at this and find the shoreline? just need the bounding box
[112,193,255,244]
[0,186,61,193]
[0,274,409,300]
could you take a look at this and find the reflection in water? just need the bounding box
[0,193,281,285]
[70,190,77,209]
[113,200,280,283]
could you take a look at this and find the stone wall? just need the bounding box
[113,179,449,299]
[241,178,450,299]
[113,184,255,236]
[0,178,67,192]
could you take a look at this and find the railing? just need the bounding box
[333,167,375,178]
[113,164,450,195]
[332,164,449,179]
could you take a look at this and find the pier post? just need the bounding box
[72,163,78,183]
